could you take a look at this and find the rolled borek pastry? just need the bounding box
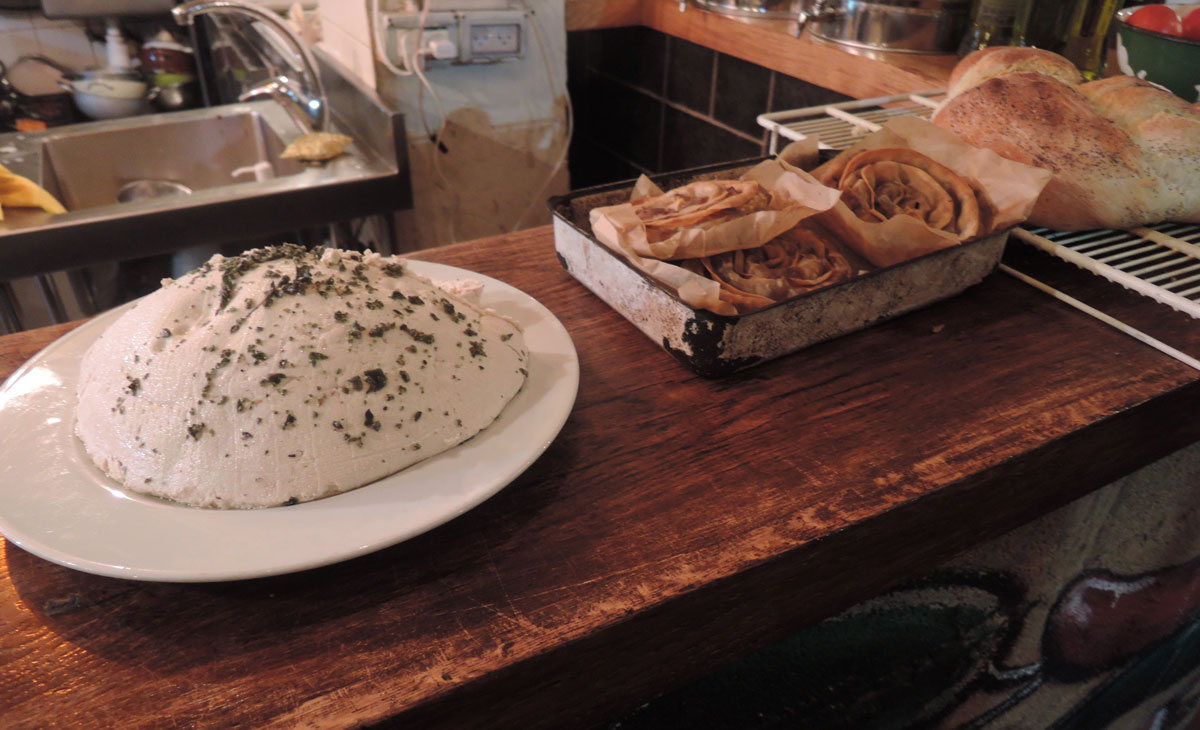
[632,180,773,244]
[683,225,854,313]
[835,148,982,240]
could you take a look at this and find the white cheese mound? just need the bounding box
[74,245,529,509]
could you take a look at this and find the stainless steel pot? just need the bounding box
[692,0,800,19]
[798,0,971,54]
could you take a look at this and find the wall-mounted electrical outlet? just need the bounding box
[427,0,510,10]
[385,7,527,67]
[467,22,521,58]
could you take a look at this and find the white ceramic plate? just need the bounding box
[0,261,578,582]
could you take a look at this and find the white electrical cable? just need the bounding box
[380,0,445,150]
[368,0,434,82]
[413,49,449,142]
[413,0,431,73]
[369,0,455,241]
[512,0,574,232]
[370,0,411,77]
[413,45,458,243]
[410,30,455,243]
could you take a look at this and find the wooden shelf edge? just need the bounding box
[566,0,957,99]
[641,0,955,98]
[565,0,641,31]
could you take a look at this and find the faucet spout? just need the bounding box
[173,0,328,132]
[238,78,315,135]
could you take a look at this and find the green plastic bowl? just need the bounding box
[148,72,196,88]
[1114,4,1200,103]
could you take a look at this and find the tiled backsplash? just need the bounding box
[567,25,853,190]
[315,0,376,90]
[0,10,106,95]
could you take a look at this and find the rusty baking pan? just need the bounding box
[548,158,1008,378]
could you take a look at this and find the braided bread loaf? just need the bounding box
[932,47,1200,230]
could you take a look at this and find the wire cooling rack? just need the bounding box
[758,91,945,154]
[757,93,1200,323]
[1013,224,1200,319]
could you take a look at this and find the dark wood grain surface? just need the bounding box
[3,226,1200,730]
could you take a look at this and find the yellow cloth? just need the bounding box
[0,162,67,219]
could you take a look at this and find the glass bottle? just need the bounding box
[1023,0,1124,80]
[958,0,1035,55]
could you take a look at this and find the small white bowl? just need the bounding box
[70,87,151,120]
[72,77,149,100]
[59,75,154,119]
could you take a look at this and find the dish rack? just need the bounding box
[757,93,1200,323]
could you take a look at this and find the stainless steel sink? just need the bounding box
[0,48,409,281]
[40,111,306,211]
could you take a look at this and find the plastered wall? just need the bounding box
[317,0,570,251]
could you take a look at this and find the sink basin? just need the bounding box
[0,48,409,281]
[40,112,306,211]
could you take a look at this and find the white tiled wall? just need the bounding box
[316,0,376,88]
[0,10,104,95]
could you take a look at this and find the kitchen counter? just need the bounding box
[3,225,1200,729]
[566,0,957,99]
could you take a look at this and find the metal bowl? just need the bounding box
[116,179,194,204]
[799,0,972,54]
[692,0,800,19]
[153,81,200,111]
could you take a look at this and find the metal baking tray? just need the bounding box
[548,158,1008,378]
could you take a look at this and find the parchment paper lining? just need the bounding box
[588,118,1050,315]
[813,117,1052,267]
[589,159,841,315]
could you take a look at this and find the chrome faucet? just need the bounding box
[172,0,328,133]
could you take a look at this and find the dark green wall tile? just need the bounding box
[587,75,663,173]
[713,53,771,137]
[661,106,762,172]
[666,37,715,114]
[770,73,854,113]
[567,138,645,190]
[588,26,667,94]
